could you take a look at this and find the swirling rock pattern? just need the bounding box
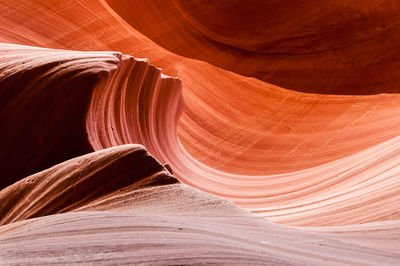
[1,146,399,264]
[2,0,400,176]
[0,43,181,191]
[0,0,399,264]
[107,0,400,94]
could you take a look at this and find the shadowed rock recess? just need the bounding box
[0,1,399,265]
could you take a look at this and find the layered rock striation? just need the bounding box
[0,1,399,264]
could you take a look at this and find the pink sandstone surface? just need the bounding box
[0,0,399,265]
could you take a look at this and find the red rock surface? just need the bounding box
[107,0,400,94]
[0,0,399,264]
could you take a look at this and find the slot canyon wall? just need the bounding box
[0,0,399,264]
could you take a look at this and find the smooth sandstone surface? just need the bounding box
[1,0,400,177]
[0,0,399,264]
[1,146,399,265]
[107,0,400,94]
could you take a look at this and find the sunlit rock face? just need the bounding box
[0,1,399,265]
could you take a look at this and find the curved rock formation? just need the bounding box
[0,43,182,191]
[3,42,398,226]
[0,144,174,225]
[1,0,400,177]
[2,212,399,265]
[1,146,399,264]
[0,0,399,264]
[0,44,114,188]
[106,0,400,94]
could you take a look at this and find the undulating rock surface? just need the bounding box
[106,0,400,94]
[1,146,399,265]
[0,0,399,265]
